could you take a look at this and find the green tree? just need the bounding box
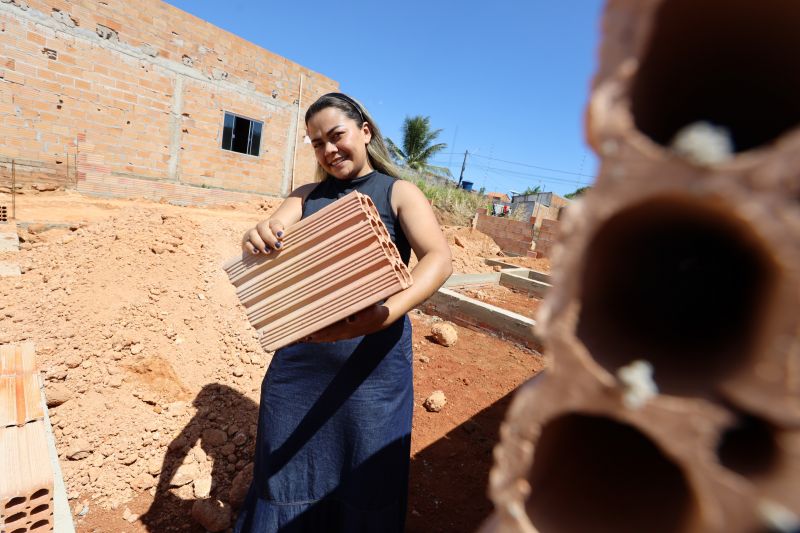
[387,116,451,179]
[565,186,591,199]
[522,185,543,195]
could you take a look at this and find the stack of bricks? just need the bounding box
[474,212,537,257]
[483,0,800,532]
[225,191,413,352]
[0,343,54,533]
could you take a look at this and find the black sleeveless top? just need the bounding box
[302,171,412,266]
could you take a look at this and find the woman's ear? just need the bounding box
[361,122,372,144]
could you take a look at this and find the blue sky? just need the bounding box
[167,0,605,198]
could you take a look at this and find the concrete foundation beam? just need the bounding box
[420,288,541,351]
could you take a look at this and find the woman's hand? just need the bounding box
[240,183,315,255]
[303,304,391,343]
[242,219,285,256]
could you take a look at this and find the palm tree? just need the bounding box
[387,116,451,179]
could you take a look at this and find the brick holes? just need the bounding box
[30,503,49,515]
[0,205,7,222]
[5,496,26,508]
[96,24,119,42]
[6,511,26,523]
[30,489,49,500]
[42,48,57,60]
[30,521,51,530]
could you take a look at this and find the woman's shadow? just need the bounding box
[139,383,259,532]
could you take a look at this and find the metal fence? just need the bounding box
[0,155,77,220]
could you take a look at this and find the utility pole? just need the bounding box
[457,150,468,188]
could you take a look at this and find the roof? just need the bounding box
[485,192,511,203]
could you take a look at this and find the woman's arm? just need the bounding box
[242,183,316,255]
[306,179,452,342]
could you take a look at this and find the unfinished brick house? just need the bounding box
[0,0,338,204]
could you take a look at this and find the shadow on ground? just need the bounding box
[139,383,259,532]
[406,391,516,533]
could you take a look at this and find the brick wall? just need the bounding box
[475,213,537,257]
[475,212,562,258]
[0,0,338,203]
[533,218,560,258]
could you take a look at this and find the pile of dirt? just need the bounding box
[440,226,505,274]
[0,206,270,521]
[0,191,535,531]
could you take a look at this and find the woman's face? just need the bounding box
[306,106,373,180]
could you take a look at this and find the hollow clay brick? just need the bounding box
[482,1,800,531]
[225,191,412,351]
[0,344,54,533]
[0,343,44,428]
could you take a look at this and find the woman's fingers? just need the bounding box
[246,227,270,254]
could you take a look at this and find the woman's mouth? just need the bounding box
[330,157,347,168]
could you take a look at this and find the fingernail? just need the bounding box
[264,248,271,254]
[252,249,259,255]
[276,231,284,238]
[274,242,281,249]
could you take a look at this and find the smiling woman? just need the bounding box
[236,93,453,533]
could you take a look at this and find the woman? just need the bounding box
[235,93,452,532]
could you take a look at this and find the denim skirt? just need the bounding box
[234,316,414,533]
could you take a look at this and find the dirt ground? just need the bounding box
[0,189,544,532]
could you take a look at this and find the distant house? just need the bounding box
[486,192,511,203]
[509,191,570,229]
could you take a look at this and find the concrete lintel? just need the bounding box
[0,235,20,252]
[420,288,542,351]
[499,272,551,298]
[443,272,502,288]
[0,262,21,276]
[483,258,552,284]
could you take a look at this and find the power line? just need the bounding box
[436,152,595,179]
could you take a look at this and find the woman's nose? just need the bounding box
[324,141,338,154]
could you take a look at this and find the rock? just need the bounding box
[454,235,467,247]
[221,443,236,456]
[34,183,59,192]
[232,366,244,377]
[431,323,458,347]
[132,472,155,491]
[193,474,212,498]
[418,355,430,364]
[146,456,162,475]
[170,463,198,487]
[122,507,139,523]
[229,464,253,508]
[65,353,82,368]
[202,428,227,447]
[67,439,91,460]
[27,223,48,234]
[45,383,72,407]
[423,390,447,413]
[191,499,232,532]
[130,343,143,355]
[150,245,166,254]
[109,375,123,388]
[232,432,247,447]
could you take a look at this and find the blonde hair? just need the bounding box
[305,93,403,182]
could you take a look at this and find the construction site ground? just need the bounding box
[0,189,546,532]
